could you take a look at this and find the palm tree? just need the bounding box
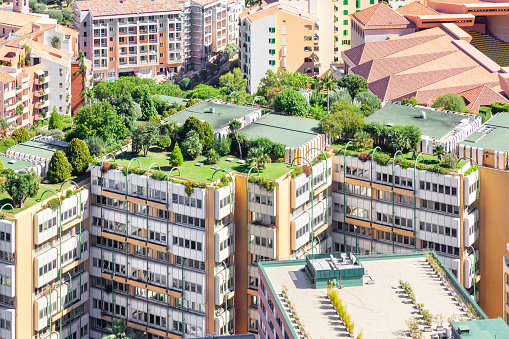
[0,118,13,138]
[228,119,242,158]
[102,319,132,339]
[317,69,337,114]
[247,147,270,169]
[433,145,445,161]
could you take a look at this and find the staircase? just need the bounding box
[466,30,509,67]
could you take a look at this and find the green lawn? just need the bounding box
[114,148,293,184]
[330,142,467,171]
[0,172,89,215]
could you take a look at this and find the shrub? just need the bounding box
[441,153,458,169]
[400,159,412,169]
[181,130,203,160]
[206,149,220,164]
[373,153,390,166]
[37,128,64,140]
[490,101,509,114]
[432,93,467,113]
[353,131,373,149]
[12,128,30,143]
[291,166,304,178]
[478,106,492,123]
[215,138,231,156]
[46,151,72,183]
[85,135,106,156]
[272,143,286,158]
[169,142,184,167]
[464,165,478,176]
[66,138,91,175]
[184,181,199,196]
[48,9,63,23]
[156,135,172,151]
[151,171,166,181]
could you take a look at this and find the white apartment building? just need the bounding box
[73,0,244,81]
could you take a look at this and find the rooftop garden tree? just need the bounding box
[206,149,220,164]
[202,121,214,151]
[49,107,63,130]
[215,137,231,156]
[84,135,106,156]
[138,87,158,120]
[186,98,201,107]
[181,130,203,160]
[433,145,445,161]
[132,122,160,157]
[247,147,270,169]
[316,69,337,113]
[329,88,352,107]
[169,142,183,167]
[337,74,368,102]
[228,119,243,158]
[66,138,91,175]
[73,101,126,143]
[401,97,419,106]
[111,93,142,132]
[186,84,221,99]
[273,88,310,116]
[432,93,467,113]
[46,151,72,184]
[0,169,40,208]
[331,104,365,139]
[182,116,203,141]
[355,91,381,112]
[319,111,343,140]
[11,127,30,144]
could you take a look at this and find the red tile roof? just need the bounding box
[396,1,439,15]
[351,3,414,29]
[342,25,509,110]
[460,85,509,112]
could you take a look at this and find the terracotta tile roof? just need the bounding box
[460,85,508,111]
[56,25,79,39]
[75,0,180,16]
[0,69,14,84]
[245,4,279,23]
[343,25,508,111]
[18,71,29,78]
[428,0,482,3]
[0,10,41,29]
[351,3,414,29]
[396,1,439,15]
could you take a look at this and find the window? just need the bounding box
[269,27,275,33]
[268,38,275,44]
[343,30,349,35]
[269,60,275,66]
[343,19,348,25]
[281,36,286,45]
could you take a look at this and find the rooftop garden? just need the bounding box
[109,148,292,185]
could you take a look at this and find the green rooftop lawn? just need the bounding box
[114,148,293,183]
[330,142,467,171]
[0,172,89,215]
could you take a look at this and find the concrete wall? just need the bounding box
[487,15,509,42]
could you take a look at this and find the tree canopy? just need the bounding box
[432,93,468,113]
[73,101,127,143]
[273,88,310,116]
[0,170,40,208]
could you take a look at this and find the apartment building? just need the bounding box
[73,0,244,81]
[0,169,90,338]
[238,0,373,93]
[328,103,482,303]
[258,252,489,339]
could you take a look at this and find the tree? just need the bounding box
[181,130,203,160]
[273,89,310,116]
[0,118,13,138]
[49,107,63,130]
[169,142,184,167]
[310,104,326,120]
[187,84,221,99]
[0,170,40,208]
[228,119,243,157]
[156,135,172,151]
[84,135,106,156]
[186,98,201,107]
[319,112,343,141]
[215,137,231,156]
[219,68,247,95]
[402,125,422,150]
[330,106,365,139]
[182,116,203,141]
[317,69,337,113]
[355,91,381,111]
[247,147,270,169]
[138,87,158,120]
[66,138,91,175]
[202,121,214,151]
[401,97,418,106]
[132,122,160,156]
[337,74,369,101]
[387,125,408,152]
[433,145,445,161]
[73,50,88,99]
[329,88,352,107]
[11,128,30,143]
[102,319,131,339]
[46,151,72,183]
[111,93,142,132]
[432,93,467,113]
[74,101,126,143]
[224,43,238,58]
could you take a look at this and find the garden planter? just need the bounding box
[436,326,445,331]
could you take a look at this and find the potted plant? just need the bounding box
[435,314,445,331]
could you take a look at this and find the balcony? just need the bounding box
[34,76,48,85]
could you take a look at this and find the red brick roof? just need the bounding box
[351,4,414,29]
[396,1,439,15]
[460,85,509,112]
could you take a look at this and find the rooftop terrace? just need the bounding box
[113,148,293,183]
[261,252,482,339]
[460,112,509,152]
[365,103,478,140]
[0,155,31,171]
[169,101,259,132]
[241,114,321,148]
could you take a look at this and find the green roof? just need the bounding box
[461,113,509,152]
[170,101,258,131]
[241,114,320,148]
[366,103,474,139]
[9,140,66,159]
[451,318,509,338]
[155,95,188,106]
[0,156,31,171]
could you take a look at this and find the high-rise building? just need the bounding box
[73,0,244,81]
